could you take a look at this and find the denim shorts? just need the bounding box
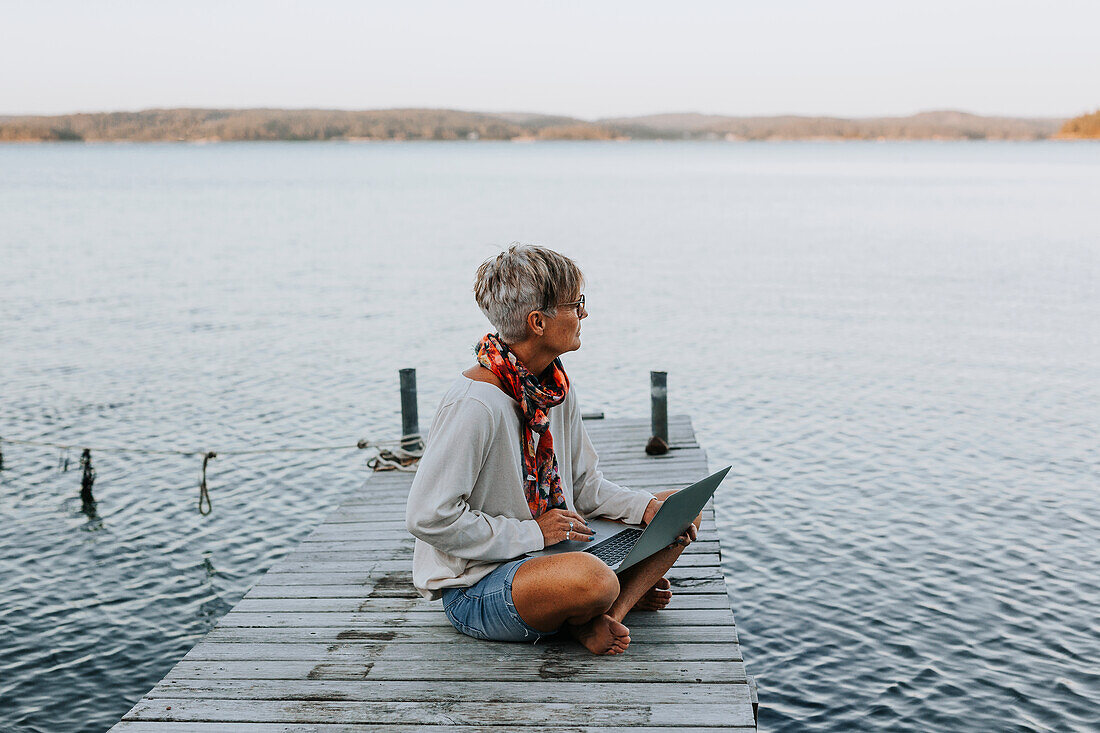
[441,558,558,643]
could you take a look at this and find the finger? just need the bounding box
[563,512,594,535]
[560,517,593,536]
[564,510,593,528]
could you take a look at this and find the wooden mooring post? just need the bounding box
[399,367,423,452]
[646,370,670,455]
[109,372,756,732]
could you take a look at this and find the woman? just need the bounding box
[405,244,699,655]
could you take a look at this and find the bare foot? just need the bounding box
[568,614,631,655]
[632,577,672,611]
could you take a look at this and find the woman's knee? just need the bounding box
[562,553,619,610]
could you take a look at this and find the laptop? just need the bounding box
[526,466,731,573]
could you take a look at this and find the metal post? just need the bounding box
[399,368,422,451]
[646,370,670,455]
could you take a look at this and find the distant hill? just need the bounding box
[0,107,1068,142]
[601,110,1063,140]
[1056,110,1100,139]
[0,108,527,142]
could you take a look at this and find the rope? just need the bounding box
[367,434,424,472]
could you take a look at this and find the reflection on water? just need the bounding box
[1,141,1098,732]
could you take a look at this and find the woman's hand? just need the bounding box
[671,522,698,548]
[536,508,594,546]
[642,498,698,548]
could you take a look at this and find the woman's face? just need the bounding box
[542,293,587,355]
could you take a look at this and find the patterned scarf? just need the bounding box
[476,333,569,518]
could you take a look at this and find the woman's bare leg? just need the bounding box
[511,551,630,655]
[510,488,702,654]
[608,487,702,622]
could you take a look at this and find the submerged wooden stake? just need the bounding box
[79,448,95,506]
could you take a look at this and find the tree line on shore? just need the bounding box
[1055,110,1100,139]
[0,107,1089,142]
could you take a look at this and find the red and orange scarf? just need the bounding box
[476,333,569,518]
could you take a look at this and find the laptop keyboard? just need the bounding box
[586,528,644,566]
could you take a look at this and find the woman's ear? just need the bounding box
[526,309,545,336]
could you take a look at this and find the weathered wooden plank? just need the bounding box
[189,625,740,646]
[229,594,729,613]
[231,591,727,610]
[213,609,737,629]
[243,582,735,600]
[249,574,728,594]
[253,563,723,582]
[113,724,749,733]
[147,679,752,705]
[182,640,744,662]
[584,418,693,434]
[122,699,756,727]
[266,554,722,574]
[275,537,722,560]
[162,659,748,684]
[272,551,721,570]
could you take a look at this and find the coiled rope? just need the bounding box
[0,433,422,515]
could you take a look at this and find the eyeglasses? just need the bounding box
[556,294,585,316]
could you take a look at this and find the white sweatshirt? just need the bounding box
[405,376,656,601]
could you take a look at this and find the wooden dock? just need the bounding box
[109,414,756,732]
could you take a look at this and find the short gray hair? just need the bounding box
[474,244,584,343]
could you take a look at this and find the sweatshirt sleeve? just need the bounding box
[405,396,545,560]
[567,389,656,525]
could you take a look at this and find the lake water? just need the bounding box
[1,141,1097,732]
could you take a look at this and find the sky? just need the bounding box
[2,0,1097,119]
